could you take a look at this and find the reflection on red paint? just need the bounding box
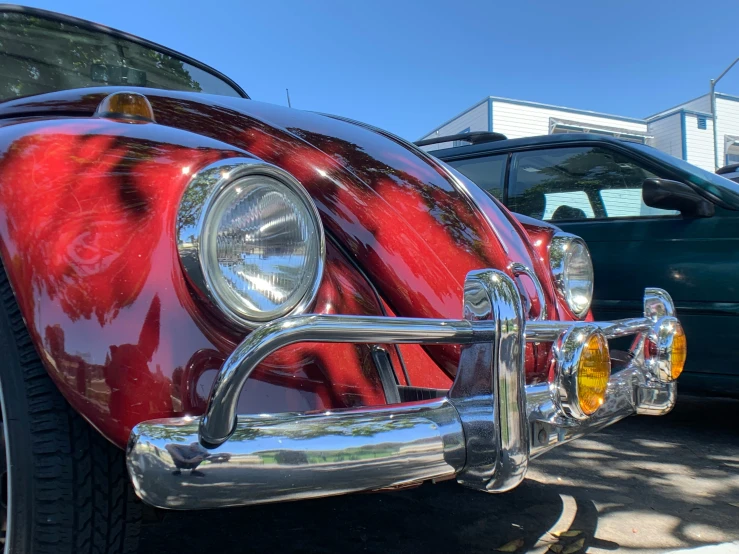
[0,89,585,448]
[0,118,398,446]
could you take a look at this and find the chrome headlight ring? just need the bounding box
[177,158,326,330]
[549,232,594,319]
[645,316,683,383]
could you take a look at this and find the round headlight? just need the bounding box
[549,233,594,319]
[178,159,325,328]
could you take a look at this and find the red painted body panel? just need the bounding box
[0,88,581,447]
[0,118,392,446]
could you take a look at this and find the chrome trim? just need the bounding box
[548,232,594,319]
[526,289,680,454]
[644,287,676,319]
[177,158,326,330]
[646,316,683,383]
[127,282,680,510]
[128,400,465,510]
[552,325,611,421]
[642,289,682,384]
[449,269,528,492]
[525,318,650,342]
[635,379,677,416]
[200,314,497,447]
[528,366,677,457]
[510,262,547,321]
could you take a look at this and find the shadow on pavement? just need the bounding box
[139,395,739,554]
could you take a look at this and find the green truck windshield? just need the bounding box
[0,11,243,101]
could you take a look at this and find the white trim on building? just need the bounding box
[422,94,739,171]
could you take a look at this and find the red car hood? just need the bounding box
[0,87,562,375]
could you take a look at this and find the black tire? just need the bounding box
[0,263,141,554]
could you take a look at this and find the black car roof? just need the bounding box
[430,132,635,159]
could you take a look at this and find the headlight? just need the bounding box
[549,233,594,319]
[177,158,325,329]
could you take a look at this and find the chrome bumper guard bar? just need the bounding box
[127,270,678,510]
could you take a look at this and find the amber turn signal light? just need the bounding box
[576,333,611,416]
[646,319,686,382]
[95,91,155,122]
[670,323,687,380]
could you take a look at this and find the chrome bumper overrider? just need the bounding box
[127,270,679,510]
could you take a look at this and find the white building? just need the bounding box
[420,93,739,171]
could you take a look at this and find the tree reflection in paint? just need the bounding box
[0,127,221,325]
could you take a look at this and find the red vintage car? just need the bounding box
[0,6,686,554]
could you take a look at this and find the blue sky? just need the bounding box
[21,0,739,140]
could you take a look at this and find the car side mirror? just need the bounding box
[642,178,715,218]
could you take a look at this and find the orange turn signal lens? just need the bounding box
[95,91,155,122]
[577,333,611,416]
[670,323,687,380]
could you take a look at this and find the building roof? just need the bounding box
[644,93,709,120]
[421,92,739,142]
[485,96,645,124]
[420,95,646,140]
[420,97,488,140]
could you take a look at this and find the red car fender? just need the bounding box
[0,118,400,447]
[1,89,573,381]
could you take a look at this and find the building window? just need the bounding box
[453,127,471,147]
[549,119,648,144]
[726,143,739,165]
[697,117,707,130]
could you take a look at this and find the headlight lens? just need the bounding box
[549,233,594,319]
[205,175,321,322]
[178,159,325,328]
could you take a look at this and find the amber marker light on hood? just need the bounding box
[576,332,611,416]
[95,91,155,122]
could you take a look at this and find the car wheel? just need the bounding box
[0,263,141,554]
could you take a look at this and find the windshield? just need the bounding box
[630,142,739,210]
[0,11,244,101]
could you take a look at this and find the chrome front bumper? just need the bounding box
[127,270,679,510]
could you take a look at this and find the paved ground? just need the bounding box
[139,395,739,554]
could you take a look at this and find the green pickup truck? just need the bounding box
[428,132,739,397]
